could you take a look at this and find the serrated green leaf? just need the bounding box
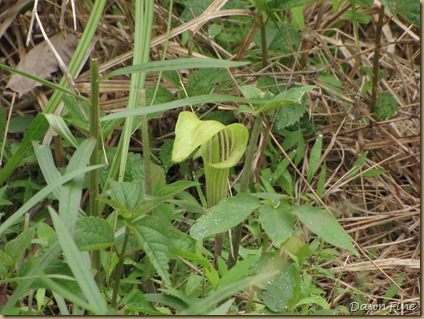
[163,71,182,89]
[103,194,169,221]
[181,0,212,20]
[124,152,146,184]
[109,180,144,212]
[292,205,359,256]
[145,86,175,119]
[259,204,294,245]
[75,216,115,251]
[258,86,314,114]
[127,216,172,284]
[395,0,420,27]
[380,0,397,17]
[274,99,307,131]
[375,92,398,120]
[190,194,260,240]
[187,68,231,96]
[307,134,323,183]
[146,86,174,105]
[341,10,371,24]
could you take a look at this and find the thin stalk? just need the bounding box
[89,58,101,285]
[228,115,262,269]
[371,4,385,114]
[139,90,152,196]
[260,16,269,68]
[245,286,256,313]
[111,226,130,308]
[116,0,154,182]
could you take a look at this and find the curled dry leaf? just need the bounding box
[6,33,78,96]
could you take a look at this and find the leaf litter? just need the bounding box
[6,33,78,96]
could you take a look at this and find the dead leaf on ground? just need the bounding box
[6,33,78,96]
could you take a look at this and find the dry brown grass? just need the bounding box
[0,0,420,315]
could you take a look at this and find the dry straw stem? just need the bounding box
[95,1,256,76]
[331,257,419,272]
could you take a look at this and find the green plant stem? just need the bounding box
[228,114,262,269]
[245,286,256,313]
[89,58,101,285]
[139,90,152,196]
[260,16,269,68]
[371,4,385,114]
[111,226,130,308]
[115,0,154,182]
